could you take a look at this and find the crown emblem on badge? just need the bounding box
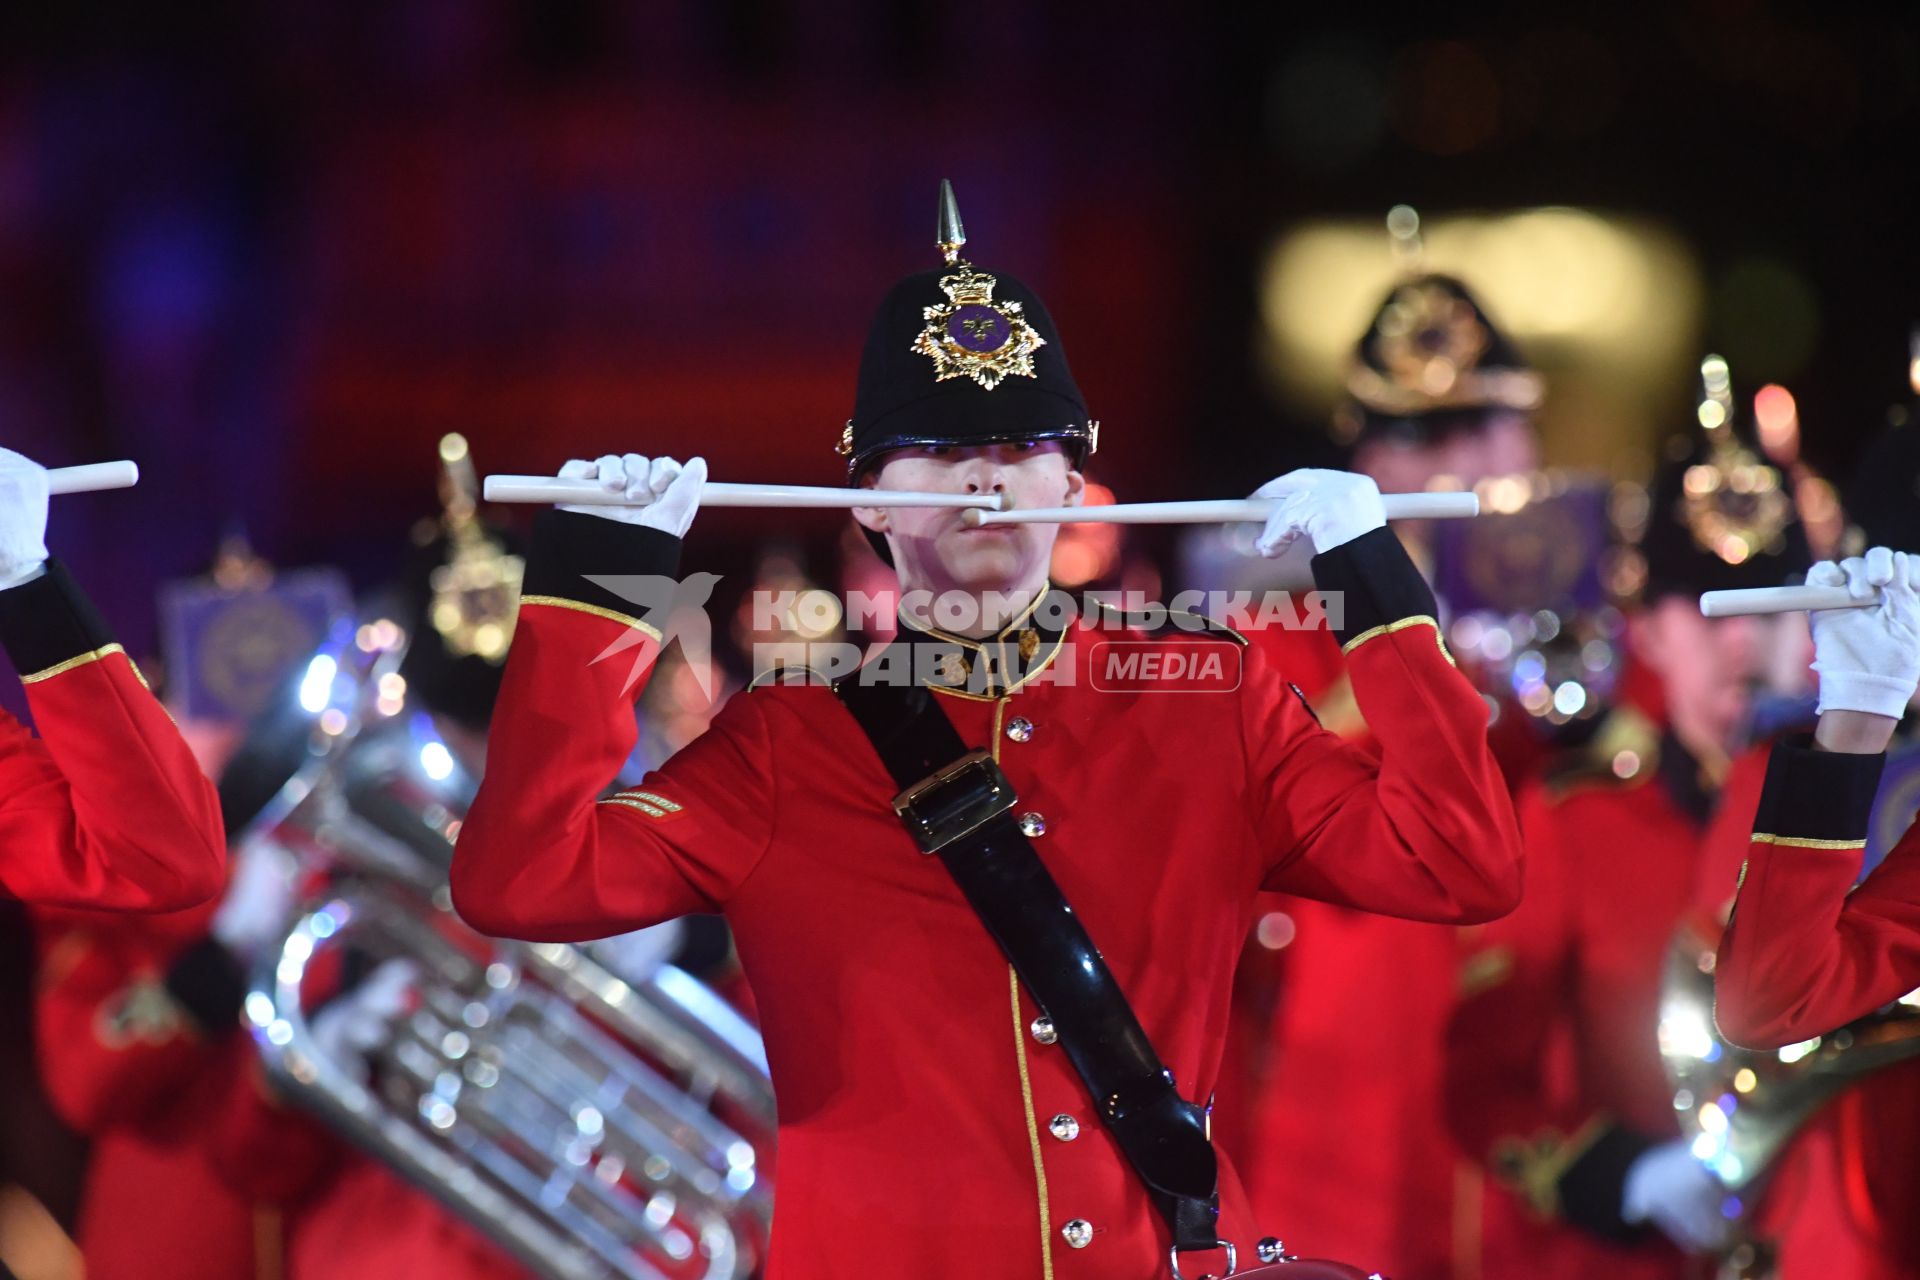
[910,180,1045,391]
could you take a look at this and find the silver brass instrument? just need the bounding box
[1659,918,1920,1278]
[238,625,775,1279]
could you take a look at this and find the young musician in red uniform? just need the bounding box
[1675,423,1920,1280]
[1443,417,1811,1280]
[451,186,1524,1278]
[1682,550,1920,1280]
[1,447,224,909]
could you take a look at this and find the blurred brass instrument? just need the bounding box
[1659,919,1920,1279]
[237,625,775,1280]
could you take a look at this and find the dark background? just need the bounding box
[2,1,1915,672]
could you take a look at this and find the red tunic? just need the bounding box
[33,897,276,1280]
[452,513,1523,1279]
[1444,714,1715,1280]
[1,561,224,909]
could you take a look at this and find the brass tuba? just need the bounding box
[236,624,775,1280]
[1659,916,1920,1279]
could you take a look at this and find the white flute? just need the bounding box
[482,476,1005,511]
[46,461,140,495]
[961,491,1481,528]
[1699,585,1879,618]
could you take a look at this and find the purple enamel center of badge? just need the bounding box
[948,305,1011,353]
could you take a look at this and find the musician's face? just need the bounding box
[855,442,1084,597]
[1631,596,1762,757]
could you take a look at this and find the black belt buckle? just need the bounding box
[891,749,1018,855]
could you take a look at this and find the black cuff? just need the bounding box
[1308,526,1439,648]
[1557,1125,1655,1245]
[163,936,248,1034]
[0,558,116,677]
[523,509,684,622]
[1755,734,1885,843]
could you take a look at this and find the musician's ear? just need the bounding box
[1061,466,1086,508]
[852,468,888,533]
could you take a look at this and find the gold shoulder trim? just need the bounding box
[519,594,663,641]
[1750,833,1868,851]
[20,643,127,685]
[1339,614,1455,667]
[1171,610,1249,646]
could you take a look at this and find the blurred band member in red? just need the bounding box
[33,494,528,1280]
[1445,393,1811,1280]
[1699,425,1920,1278]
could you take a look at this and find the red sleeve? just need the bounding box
[1442,784,1651,1241]
[1252,528,1524,924]
[452,512,776,941]
[1714,738,1920,1047]
[0,561,225,910]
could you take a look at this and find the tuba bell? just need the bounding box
[235,621,775,1279]
[1659,914,1920,1279]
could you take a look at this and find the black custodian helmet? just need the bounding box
[839,180,1098,481]
[1338,271,1542,448]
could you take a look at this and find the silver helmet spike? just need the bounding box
[937,178,966,265]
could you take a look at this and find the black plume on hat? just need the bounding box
[1844,422,1920,553]
[840,181,1096,479]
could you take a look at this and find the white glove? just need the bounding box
[1622,1139,1729,1253]
[556,454,706,538]
[1252,468,1387,558]
[209,842,301,958]
[1809,548,1920,720]
[0,448,51,591]
[309,957,418,1084]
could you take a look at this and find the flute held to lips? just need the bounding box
[961,492,1481,527]
[483,475,1004,510]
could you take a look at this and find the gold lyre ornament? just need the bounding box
[428,433,524,663]
[1679,355,1793,566]
[911,261,1046,391]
